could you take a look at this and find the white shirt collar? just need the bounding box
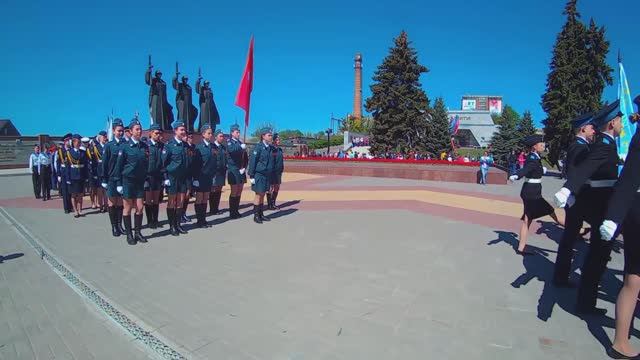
[602,132,615,141]
[114,137,121,143]
[203,139,210,146]
[174,136,182,143]
[262,140,269,147]
[576,135,588,143]
[131,138,139,145]
[150,139,156,145]
[214,141,221,147]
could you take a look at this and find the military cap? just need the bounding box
[129,118,141,128]
[171,120,186,129]
[98,130,107,136]
[155,70,162,75]
[201,124,212,132]
[81,137,90,143]
[273,133,279,140]
[593,100,623,128]
[62,133,72,140]
[230,124,241,132]
[149,124,162,131]
[72,134,82,140]
[523,134,544,147]
[112,118,124,127]
[214,129,223,136]
[571,112,594,129]
[259,127,273,135]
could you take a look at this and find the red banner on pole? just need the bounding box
[235,36,254,128]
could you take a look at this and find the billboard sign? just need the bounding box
[462,99,476,110]
[489,98,502,114]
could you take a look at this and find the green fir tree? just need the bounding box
[427,97,452,155]
[517,111,537,140]
[490,105,521,166]
[365,31,430,155]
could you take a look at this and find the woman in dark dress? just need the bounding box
[509,135,564,255]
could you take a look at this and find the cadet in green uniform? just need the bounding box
[145,124,164,229]
[225,124,248,218]
[114,119,149,245]
[161,120,190,236]
[267,133,284,210]
[248,128,274,224]
[554,100,623,315]
[192,125,216,227]
[101,119,127,236]
[210,129,227,215]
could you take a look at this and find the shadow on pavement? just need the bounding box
[0,253,24,263]
[487,230,631,351]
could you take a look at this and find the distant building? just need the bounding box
[0,119,21,136]
[461,95,503,114]
[448,110,498,148]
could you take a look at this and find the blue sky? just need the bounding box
[1,0,638,136]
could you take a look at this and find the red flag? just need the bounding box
[235,36,254,127]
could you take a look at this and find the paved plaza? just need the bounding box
[0,170,636,359]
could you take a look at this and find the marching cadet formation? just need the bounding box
[50,119,285,244]
[509,97,640,359]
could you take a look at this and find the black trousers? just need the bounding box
[40,165,51,199]
[576,189,613,310]
[554,196,585,282]
[31,166,41,198]
[60,176,72,212]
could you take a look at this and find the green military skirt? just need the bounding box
[166,175,188,195]
[107,179,121,198]
[213,171,226,187]
[227,168,246,185]
[251,173,271,193]
[122,178,145,199]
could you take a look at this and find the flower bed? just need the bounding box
[284,156,482,167]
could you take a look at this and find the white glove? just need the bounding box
[93,176,98,179]
[66,181,71,185]
[164,179,171,186]
[239,168,246,175]
[553,187,571,208]
[101,182,108,189]
[192,180,200,187]
[250,178,255,184]
[543,166,548,175]
[509,175,518,182]
[144,181,149,188]
[600,220,617,241]
[57,176,62,183]
[116,186,123,194]
[240,144,246,150]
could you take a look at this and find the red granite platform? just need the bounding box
[284,160,507,184]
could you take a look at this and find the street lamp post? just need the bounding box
[326,128,333,157]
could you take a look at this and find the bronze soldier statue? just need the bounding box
[172,62,198,132]
[195,69,220,132]
[145,56,174,130]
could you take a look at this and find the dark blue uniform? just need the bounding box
[564,132,619,312]
[227,138,247,184]
[115,139,149,199]
[248,142,274,193]
[93,142,107,185]
[146,139,164,191]
[514,152,554,220]
[65,147,89,194]
[213,142,227,187]
[87,145,100,188]
[102,138,126,198]
[272,146,284,185]
[56,146,72,212]
[161,137,190,194]
[554,136,591,284]
[193,140,227,190]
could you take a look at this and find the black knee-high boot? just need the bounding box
[175,208,188,234]
[260,202,270,221]
[272,191,279,209]
[208,192,216,215]
[123,214,136,245]
[211,191,222,214]
[153,204,161,228]
[253,204,262,224]
[116,206,125,234]
[167,208,179,236]
[266,193,273,210]
[108,206,120,237]
[134,214,147,243]
[145,204,154,229]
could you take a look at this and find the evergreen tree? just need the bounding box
[426,97,452,155]
[490,105,521,166]
[517,111,537,139]
[541,0,611,164]
[365,31,430,155]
